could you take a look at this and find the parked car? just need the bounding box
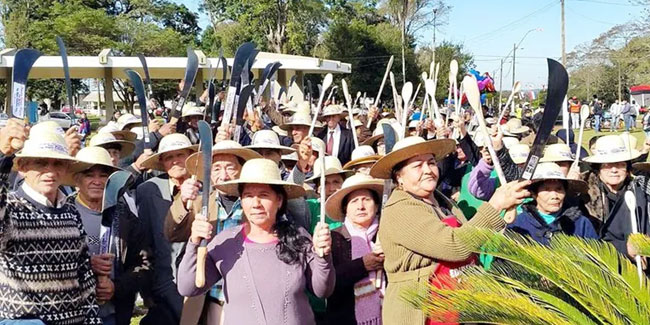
[42,111,76,129]
[0,113,8,128]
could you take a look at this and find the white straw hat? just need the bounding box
[369,136,456,179]
[583,134,641,164]
[272,125,288,137]
[282,101,299,113]
[528,162,587,194]
[117,113,142,130]
[324,174,384,221]
[185,140,262,181]
[30,121,65,138]
[502,136,519,149]
[140,133,198,171]
[361,119,393,146]
[343,145,381,170]
[247,129,295,155]
[181,105,204,118]
[282,152,298,163]
[63,146,122,185]
[99,123,138,142]
[14,133,84,176]
[89,132,136,158]
[509,144,530,165]
[502,118,529,135]
[540,143,574,163]
[320,104,346,119]
[130,127,144,140]
[307,156,353,182]
[215,158,306,199]
[310,137,326,155]
[280,112,323,131]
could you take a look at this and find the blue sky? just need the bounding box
[176,0,644,89]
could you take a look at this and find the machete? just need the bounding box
[219,49,228,90]
[207,81,216,123]
[256,61,282,104]
[520,59,568,180]
[195,120,214,288]
[137,53,154,98]
[125,69,151,152]
[56,37,75,119]
[10,48,41,150]
[169,48,199,124]
[221,42,255,128]
[233,84,256,142]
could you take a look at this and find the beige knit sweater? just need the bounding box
[378,189,506,324]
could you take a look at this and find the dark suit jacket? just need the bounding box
[136,174,183,324]
[317,124,354,165]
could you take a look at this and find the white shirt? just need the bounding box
[610,103,620,116]
[327,124,341,158]
[21,182,67,208]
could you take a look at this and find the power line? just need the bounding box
[569,0,643,6]
[467,1,557,43]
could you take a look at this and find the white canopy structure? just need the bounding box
[0,48,351,118]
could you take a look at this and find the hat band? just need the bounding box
[255,138,281,146]
[595,146,627,156]
[160,141,191,153]
[25,142,69,156]
[536,170,564,179]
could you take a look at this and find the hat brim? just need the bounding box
[528,177,588,195]
[505,126,530,135]
[13,153,88,185]
[182,112,204,118]
[279,121,323,131]
[633,162,650,173]
[247,144,296,155]
[215,179,306,199]
[361,134,383,147]
[583,151,641,164]
[95,140,136,158]
[306,168,354,183]
[343,155,382,170]
[369,139,456,179]
[110,130,138,142]
[318,112,346,120]
[324,181,384,221]
[140,145,199,171]
[539,155,574,163]
[185,148,263,181]
[63,162,122,187]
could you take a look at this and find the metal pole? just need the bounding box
[561,0,566,66]
[512,43,516,89]
[498,59,504,111]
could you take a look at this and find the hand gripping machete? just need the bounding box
[10,48,41,150]
[195,120,214,288]
[169,48,199,124]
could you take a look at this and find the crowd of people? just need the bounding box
[2,82,650,325]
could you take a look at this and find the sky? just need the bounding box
[176,0,645,90]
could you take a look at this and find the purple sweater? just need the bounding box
[177,225,335,325]
[468,159,497,200]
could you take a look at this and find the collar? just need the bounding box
[21,182,67,208]
[328,124,341,133]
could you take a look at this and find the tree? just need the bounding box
[416,42,474,103]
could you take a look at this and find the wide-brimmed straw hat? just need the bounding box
[30,121,65,138]
[310,136,326,155]
[281,101,299,114]
[319,105,346,119]
[272,125,288,137]
[63,146,122,185]
[324,174,384,221]
[215,158,306,199]
[282,152,298,163]
[141,133,198,171]
[99,123,138,142]
[186,140,262,181]
[502,136,519,149]
[307,156,353,182]
[361,119,393,147]
[369,136,456,179]
[528,162,587,194]
[343,145,381,170]
[540,143,574,163]
[509,144,530,165]
[280,113,323,131]
[181,105,204,118]
[583,134,641,164]
[247,130,295,155]
[485,117,498,125]
[117,113,142,130]
[14,133,85,176]
[89,132,136,158]
[502,118,529,135]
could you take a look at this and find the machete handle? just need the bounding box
[186,175,197,210]
[195,245,208,288]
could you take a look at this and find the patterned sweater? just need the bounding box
[0,154,101,324]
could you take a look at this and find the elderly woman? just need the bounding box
[369,136,530,324]
[323,174,385,325]
[508,162,597,245]
[178,158,335,324]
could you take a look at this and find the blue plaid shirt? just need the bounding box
[208,197,243,301]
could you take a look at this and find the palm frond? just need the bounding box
[629,233,650,257]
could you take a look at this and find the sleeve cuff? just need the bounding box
[469,203,506,230]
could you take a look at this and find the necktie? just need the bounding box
[326,130,334,155]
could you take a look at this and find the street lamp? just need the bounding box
[498,28,542,108]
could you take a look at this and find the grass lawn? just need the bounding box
[573,127,648,161]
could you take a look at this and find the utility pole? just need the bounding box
[432,8,437,61]
[560,0,566,67]
[498,58,504,108]
[512,43,517,89]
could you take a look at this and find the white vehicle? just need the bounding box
[42,111,76,129]
[0,113,8,128]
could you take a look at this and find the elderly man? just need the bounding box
[69,146,151,325]
[167,140,261,324]
[137,133,198,325]
[0,119,100,324]
[317,105,355,165]
[279,111,322,147]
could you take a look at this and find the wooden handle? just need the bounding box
[185,175,197,210]
[195,246,207,288]
[375,270,383,289]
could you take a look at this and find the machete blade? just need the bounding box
[207,81,216,122]
[170,47,199,122]
[102,170,135,213]
[382,123,397,154]
[56,37,75,118]
[221,42,256,127]
[11,49,41,119]
[137,53,154,97]
[125,69,151,149]
[520,59,569,180]
[236,84,255,125]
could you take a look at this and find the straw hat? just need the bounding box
[30,121,65,138]
[247,129,295,155]
[324,174,384,221]
[509,144,530,165]
[141,134,198,171]
[583,134,641,164]
[528,162,587,194]
[89,132,136,158]
[272,125,288,137]
[540,143,574,163]
[319,105,346,119]
[502,136,519,149]
[215,158,306,199]
[181,105,204,118]
[281,152,298,163]
[407,120,419,129]
[343,145,381,170]
[620,132,638,151]
[14,133,85,176]
[63,146,122,185]
[306,156,352,182]
[502,118,529,135]
[117,113,142,130]
[279,113,323,131]
[361,119,392,146]
[485,117,498,125]
[472,131,489,148]
[130,127,144,140]
[99,123,138,142]
[186,140,262,181]
[297,101,311,113]
[282,101,299,114]
[369,136,456,179]
[310,136,326,155]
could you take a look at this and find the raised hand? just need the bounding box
[0,118,28,155]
